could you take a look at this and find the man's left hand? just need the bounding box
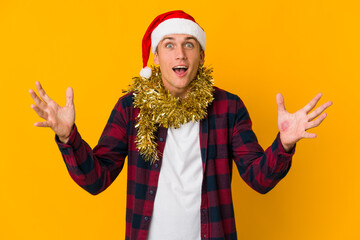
[276,93,333,152]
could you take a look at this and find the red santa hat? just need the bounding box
[140,10,206,78]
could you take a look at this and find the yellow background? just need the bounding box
[1,0,359,239]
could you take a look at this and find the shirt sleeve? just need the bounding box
[55,98,129,195]
[232,97,295,194]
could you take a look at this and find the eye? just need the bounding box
[165,43,174,48]
[185,42,194,48]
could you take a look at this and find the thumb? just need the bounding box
[65,87,74,107]
[276,93,286,113]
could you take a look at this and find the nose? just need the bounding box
[175,46,187,60]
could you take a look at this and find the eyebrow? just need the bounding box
[162,37,175,41]
[185,37,197,41]
[161,36,197,41]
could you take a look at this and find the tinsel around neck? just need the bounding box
[125,65,214,164]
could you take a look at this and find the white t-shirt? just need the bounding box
[147,121,203,240]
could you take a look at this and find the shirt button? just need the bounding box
[154,163,159,168]
[149,190,154,195]
[203,234,207,238]
[144,216,149,221]
[159,137,164,142]
[202,209,207,216]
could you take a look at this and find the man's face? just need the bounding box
[154,34,205,98]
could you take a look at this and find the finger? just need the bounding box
[29,89,47,108]
[65,87,74,107]
[303,132,317,139]
[276,93,286,113]
[31,104,49,120]
[34,121,52,128]
[36,81,53,103]
[308,101,333,121]
[306,113,327,130]
[303,93,322,113]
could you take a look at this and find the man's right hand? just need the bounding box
[29,81,75,143]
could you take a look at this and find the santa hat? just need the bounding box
[140,10,206,78]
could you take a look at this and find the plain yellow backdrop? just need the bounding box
[1,0,359,239]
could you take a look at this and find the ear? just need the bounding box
[154,50,159,65]
[200,50,205,65]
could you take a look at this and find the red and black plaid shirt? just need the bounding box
[56,87,294,240]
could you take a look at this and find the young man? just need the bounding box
[29,10,332,240]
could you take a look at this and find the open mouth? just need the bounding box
[172,66,188,75]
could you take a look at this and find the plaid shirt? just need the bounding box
[57,87,294,240]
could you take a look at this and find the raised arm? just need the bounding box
[233,93,332,194]
[29,82,127,195]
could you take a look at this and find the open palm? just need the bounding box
[276,93,332,152]
[29,81,75,142]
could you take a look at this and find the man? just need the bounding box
[29,10,332,240]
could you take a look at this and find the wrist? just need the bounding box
[58,136,69,143]
[279,132,295,153]
[58,127,73,143]
[282,143,295,153]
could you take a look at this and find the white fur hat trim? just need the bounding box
[151,18,206,54]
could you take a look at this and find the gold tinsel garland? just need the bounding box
[125,65,214,164]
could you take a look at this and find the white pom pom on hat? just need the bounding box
[140,66,152,79]
[140,10,206,79]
